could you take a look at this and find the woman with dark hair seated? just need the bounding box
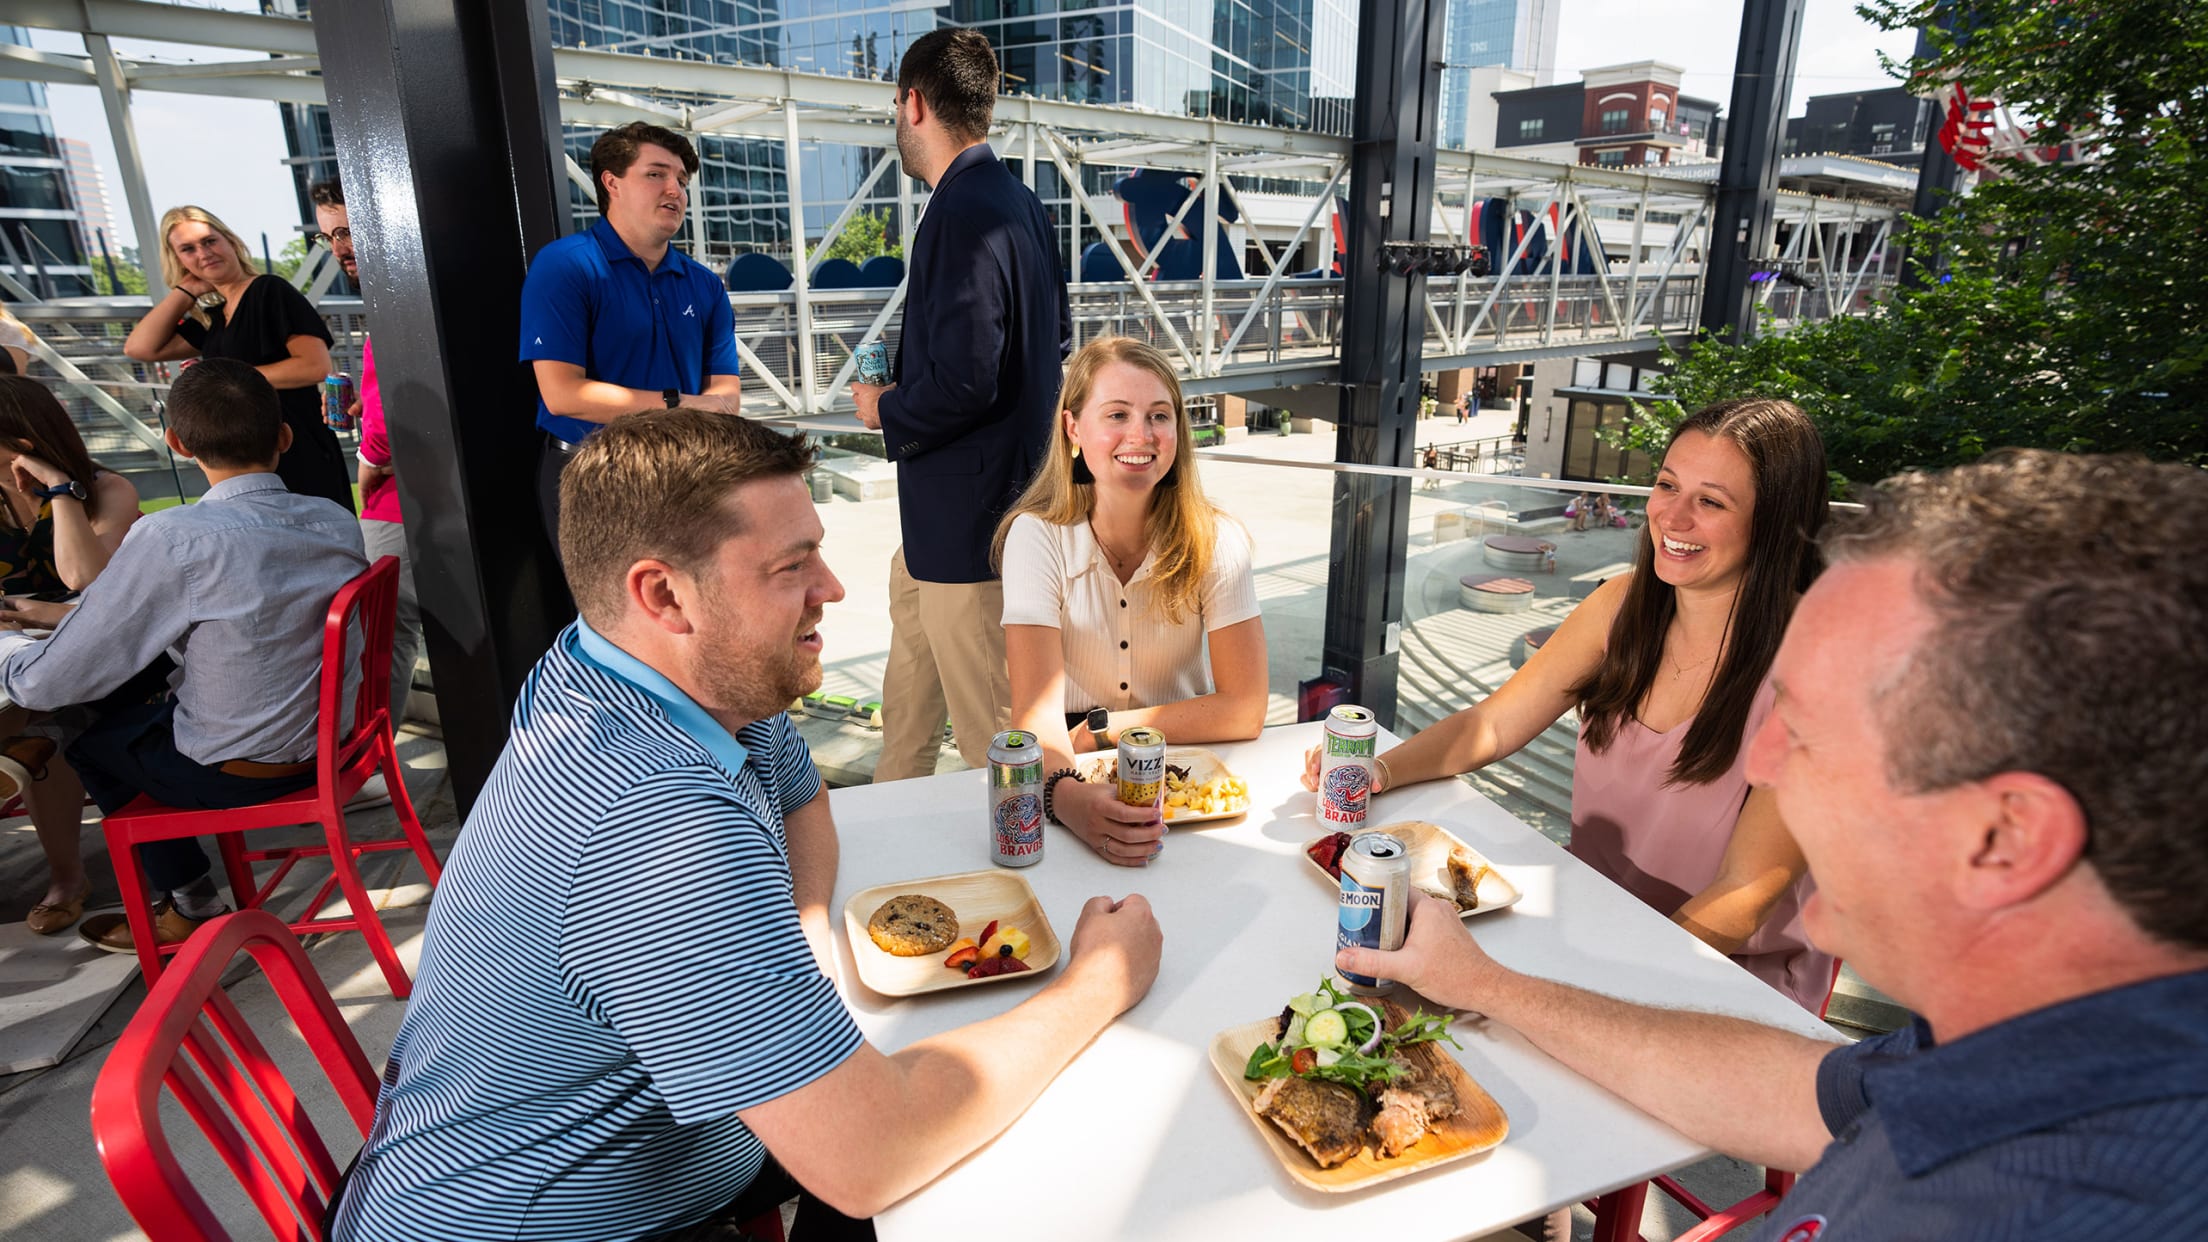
[0,375,142,933]
[1304,398,1837,1011]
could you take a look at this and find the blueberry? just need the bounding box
[998,942,1014,957]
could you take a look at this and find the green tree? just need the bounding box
[820,209,902,265]
[89,246,149,297]
[267,236,310,282]
[1618,0,2208,485]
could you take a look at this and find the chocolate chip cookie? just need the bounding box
[866,894,959,956]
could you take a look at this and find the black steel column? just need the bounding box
[1699,0,1806,339]
[1312,0,1449,727]
[311,0,575,811]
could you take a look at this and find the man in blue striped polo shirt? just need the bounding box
[1342,451,2208,1238]
[334,410,1163,1241]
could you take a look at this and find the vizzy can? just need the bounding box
[1319,704,1378,826]
[1336,831,1411,995]
[1115,726,1167,810]
[987,730,1045,867]
[321,372,355,431]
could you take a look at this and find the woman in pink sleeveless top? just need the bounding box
[1304,398,1836,1012]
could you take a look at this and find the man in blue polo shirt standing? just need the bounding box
[1340,450,2208,1239]
[519,121,743,543]
[333,410,1162,1242]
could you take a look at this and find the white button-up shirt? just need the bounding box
[1000,512,1260,713]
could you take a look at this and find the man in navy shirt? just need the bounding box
[851,27,1071,781]
[518,122,743,541]
[1342,451,2208,1238]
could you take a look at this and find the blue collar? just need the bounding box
[201,472,288,501]
[932,143,997,195]
[588,216,693,278]
[564,619,751,778]
[1866,968,2208,1176]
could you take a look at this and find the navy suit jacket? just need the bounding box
[880,144,1071,584]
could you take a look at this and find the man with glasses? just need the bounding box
[518,122,743,543]
[308,178,416,757]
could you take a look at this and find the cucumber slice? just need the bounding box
[1303,1008,1349,1047]
[1287,992,1322,1016]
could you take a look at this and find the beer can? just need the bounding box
[855,340,892,386]
[322,372,355,431]
[1336,832,1411,995]
[1318,704,1378,826]
[987,730,1045,868]
[1115,726,1167,810]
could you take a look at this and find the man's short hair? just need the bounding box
[309,177,343,208]
[559,410,816,625]
[589,122,700,216]
[1825,449,2208,950]
[897,27,998,145]
[166,358,284,468]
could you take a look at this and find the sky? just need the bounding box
[27,0,1912,265]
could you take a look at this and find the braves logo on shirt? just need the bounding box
[682,303,696,317]
[1774,1216,1826,1242]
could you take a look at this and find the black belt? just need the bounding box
[546,433,582,455]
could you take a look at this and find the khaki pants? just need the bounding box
[874,548,1011,782]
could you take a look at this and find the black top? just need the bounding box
[878,145,1072,584]
[178,274,355,514]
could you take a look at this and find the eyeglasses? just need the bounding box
[306,228,353,247]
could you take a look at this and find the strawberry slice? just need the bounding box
[976,919,999,951]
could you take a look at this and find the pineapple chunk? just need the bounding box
[979,925,1032,960]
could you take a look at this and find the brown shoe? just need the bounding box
[25,883,90,935]
[79,902,227,954]
[0,733,53,803]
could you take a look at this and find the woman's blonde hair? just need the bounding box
[157,206,260,328]
[992,336,1232,626]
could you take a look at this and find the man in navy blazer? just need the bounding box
[853,27,1071,782]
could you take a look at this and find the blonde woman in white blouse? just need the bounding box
[994,336,1268,866]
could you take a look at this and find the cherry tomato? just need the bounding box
[1291,1047,1317,1075]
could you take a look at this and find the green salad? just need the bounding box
[1243,977,1459,1092]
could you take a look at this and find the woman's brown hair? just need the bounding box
[0,376,104,527]
[1575,397,1828,784]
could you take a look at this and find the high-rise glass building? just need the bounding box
[274,1,1359,266]
[1437,0,1561,150]
[0,25,95,297]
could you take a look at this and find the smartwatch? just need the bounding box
[662,387,682,408]
[34,480,87,503]
[1085,706,1111,747]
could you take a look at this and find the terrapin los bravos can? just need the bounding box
[1318,705,1378,826]
[321,372,355,431]
[1336,832,1411,995]
[988,730,1045,867]
[1115,726,1167,810]
[854,340,892,386]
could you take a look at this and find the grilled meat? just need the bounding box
[1369,1064,1461,1157]
[1253,1075,1370,1168]
[1445,847,1490,912]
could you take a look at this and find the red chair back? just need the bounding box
[91,909,379,1242]
[315,556,400,814]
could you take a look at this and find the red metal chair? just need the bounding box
[1589,960,1847,1241]
[99,556,443,997]
[91,909,378,1242]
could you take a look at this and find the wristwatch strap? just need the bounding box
[662,387,682,408]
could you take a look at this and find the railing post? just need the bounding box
[1200,140,1219,378]
[784,100,817,413]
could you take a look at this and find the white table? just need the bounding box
[826,722,1835,1241]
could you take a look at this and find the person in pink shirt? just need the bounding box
[312,178,417,724]
[1302,398,1836,1013]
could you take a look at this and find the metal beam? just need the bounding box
[312,0,574,812]
[10,0,319,55]
[1700,0,1807,339]
[1319,0,1449,727]
[83,34,163,295]
[0,43,91,87]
